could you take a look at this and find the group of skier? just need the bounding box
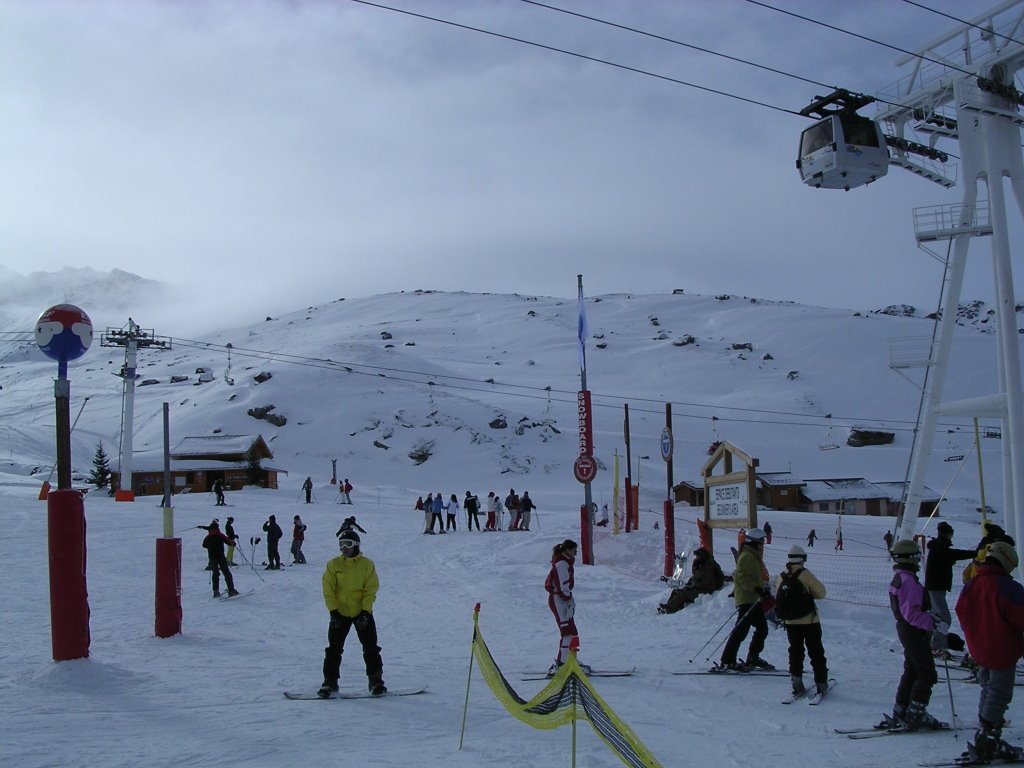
[699,521,1024,762]
[415,488,538,533]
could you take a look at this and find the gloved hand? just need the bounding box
[353,610,372,632]
[946,631,966,652]
[329,610,344,630]
[931,630,949,651]
[755,586,771,599]
[933,619,950,635]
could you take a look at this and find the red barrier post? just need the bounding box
[47,489,90,660]
[155,538,182,637]
[662,499,676,578]
[579,505,593,565]
[624,479,633,533]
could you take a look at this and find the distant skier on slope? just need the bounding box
[545,538,591,676]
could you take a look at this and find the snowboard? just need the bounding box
[284,686,426,700]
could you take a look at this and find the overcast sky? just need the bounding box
[1,0,1018,321]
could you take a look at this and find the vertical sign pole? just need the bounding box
[577,275,595,565]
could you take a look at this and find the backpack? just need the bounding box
[774,568,815,621]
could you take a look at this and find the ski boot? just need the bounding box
[227,588,240,597]
[213,590,221,597]
[546,662,563,677]
[815,680,830,696]
[745,657,776,671]
[791,676,806,697]
[972,720,1024,762]
[368,674,387,697]
[317,680,338,699]
[903,701,943,731]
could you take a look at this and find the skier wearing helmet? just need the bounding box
[887,539,945,731]
[317,530,387,698]
[716,528,774,672]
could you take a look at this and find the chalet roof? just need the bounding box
[756,472,806,487]
[801,478,890,502]
[874,481,940,503]
[170,434,273,461]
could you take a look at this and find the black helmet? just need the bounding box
[339,529,361,552]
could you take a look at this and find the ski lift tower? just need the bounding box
[864,0,1024,543]
[100,319,171,501]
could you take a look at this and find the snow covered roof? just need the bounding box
[874,480,940,503]
[170,434,272,461]
[801,478,890,501]
[756,472,805,487]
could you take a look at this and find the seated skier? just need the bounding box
[658,548,725,614]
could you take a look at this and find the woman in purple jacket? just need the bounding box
[887,539,944,731]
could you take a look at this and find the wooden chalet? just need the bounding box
[114,434,284,497]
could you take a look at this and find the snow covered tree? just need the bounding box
[88,442,112,489]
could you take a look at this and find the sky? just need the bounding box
[1,0,1017,323]
[2,282,1018,767]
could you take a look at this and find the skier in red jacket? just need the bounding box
[545,539,591,676]
[956,542,1024,761]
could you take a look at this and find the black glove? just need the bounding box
[329,610,344,630]
[755,586,771,599]
[947,631,966,652]
[353,610,372,632]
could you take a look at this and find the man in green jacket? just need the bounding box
[716,528,774,672]
[318,530,387,698]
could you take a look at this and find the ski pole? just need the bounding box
[705,602,763,662]
[942,656,959,741]
[234,543,265,583]
[688,606,740,663]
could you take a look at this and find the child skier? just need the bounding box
[888,539,945,730]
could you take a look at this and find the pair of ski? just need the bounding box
[673,668,788,678]
[214,589,254,602]
[781,679,836,705]
[836,714,959,740]
[520,668,636,682]
[921,752,1024,767]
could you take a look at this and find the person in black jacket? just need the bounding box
[263,515,283,569]
[336,516,366,538]
[658,548,725,614]
[925,521,978,632]
[464,491,481,531]
[202,521,239,597]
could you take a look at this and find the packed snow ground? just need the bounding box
[1,285,1019,767]
[0,478,1011,768]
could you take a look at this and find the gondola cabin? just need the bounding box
[797,113,889,190]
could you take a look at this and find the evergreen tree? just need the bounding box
[88,442,111,489]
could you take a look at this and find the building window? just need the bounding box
[819,503,828,512]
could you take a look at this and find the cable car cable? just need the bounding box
[516,0,842,92]
[347,0,803,116]
[899,0,1023,47]
[742,0,978,81]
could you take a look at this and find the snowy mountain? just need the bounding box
[0,272,1011,517]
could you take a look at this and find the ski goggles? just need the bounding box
[340,540,358,550]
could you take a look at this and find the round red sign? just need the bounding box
[573,455,598,484]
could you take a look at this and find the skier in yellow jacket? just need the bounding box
[317,530,387,698]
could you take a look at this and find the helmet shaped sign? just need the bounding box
[35,304,93,363]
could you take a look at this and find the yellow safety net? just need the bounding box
[470,612,662,768]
